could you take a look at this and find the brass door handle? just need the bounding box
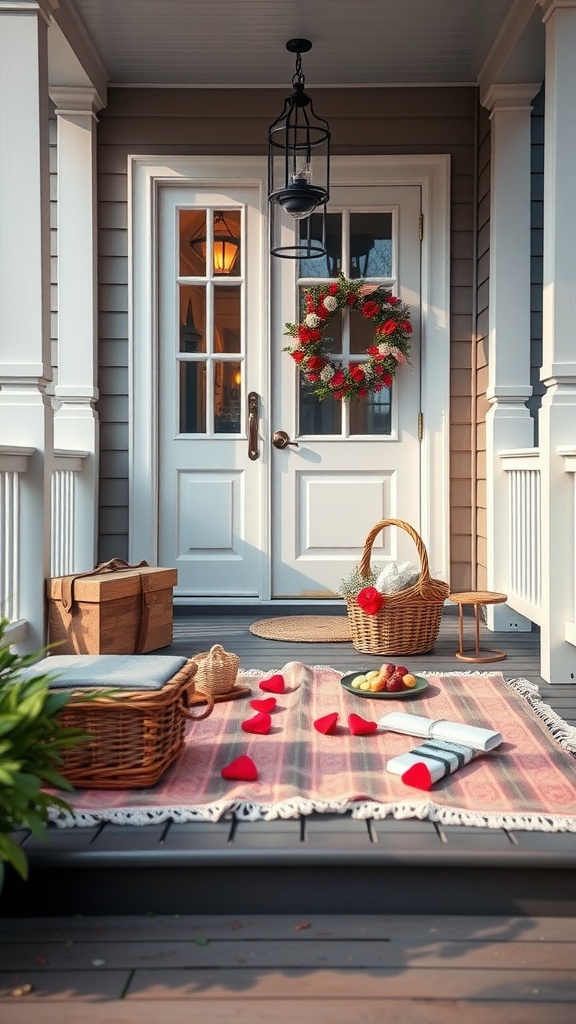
[272,430,299,450]
[248,392,259,460]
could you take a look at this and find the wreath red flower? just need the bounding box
[284,273,412,402]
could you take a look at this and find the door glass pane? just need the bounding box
[349,212,392,279]
[300,386,340,435]
[179,286,206,352]
[214,361,242,433]
[350,306,377,355]
[299,213,341,278]
[212,210,241,276]
[214,286,241,352]
[180,210,206,276]
[179,361,206,433]
[350,386,392,435]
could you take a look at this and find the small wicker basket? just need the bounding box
[193,644,240,696]
[345,518,449,656]
[56,658,213,789]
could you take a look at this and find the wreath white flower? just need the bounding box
[284,273,412,401]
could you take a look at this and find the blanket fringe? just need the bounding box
[49,796,576,832]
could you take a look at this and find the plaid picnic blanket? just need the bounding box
[50,663,576,832]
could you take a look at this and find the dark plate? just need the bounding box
[340,671,429,699]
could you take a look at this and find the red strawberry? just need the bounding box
[241,712,272,735]
[313,712,339,735]
[395,666,409,677]
[386,673,406,692]
[250,697,277,713]
[401,762,433,791]
[221,755,258,781]
[348,713,378,736]
[259,674,285,694]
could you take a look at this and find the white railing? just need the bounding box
[51,450,89,577]
[0,446,35,641]
[499,448,542,625]
[558,446,576,648]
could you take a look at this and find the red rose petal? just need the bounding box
[401,762,433,791]
[313,712,339,735]
[250,697,277,713]
[241,711,272,735]
[221,755,258,782]
[348,713,378,736]
[259,674,285,693]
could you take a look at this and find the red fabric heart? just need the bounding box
[348,713,378,736]
[241,711,272,735]
[313,712,339,735]
[250,697,277,713]
[221,755,258,781]
[401,762,433,791]
[259,674,285,693]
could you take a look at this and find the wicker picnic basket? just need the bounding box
[345,518,449,656]
[56,658,213,789]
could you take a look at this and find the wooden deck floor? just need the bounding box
[2,607,576,922]
[1,913,575,1022]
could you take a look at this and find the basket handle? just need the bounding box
[359,518,430,582]
[357,518,446,605]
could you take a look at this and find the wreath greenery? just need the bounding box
[284,272,412,401]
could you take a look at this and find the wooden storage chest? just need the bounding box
[46,560,177,655]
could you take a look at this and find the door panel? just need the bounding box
[158,185,265,597]
[271,185,422,598]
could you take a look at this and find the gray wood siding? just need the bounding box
[475,104,491,591]
[96,86,477,574]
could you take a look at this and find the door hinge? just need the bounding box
[418,412,424,440]
[419,214,424,241]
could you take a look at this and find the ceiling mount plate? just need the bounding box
[286,38,312,54]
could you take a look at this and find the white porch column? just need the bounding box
[0,1,54,651]
[50,86,101,572]
[481,83,540,631]
[538,0,576,682]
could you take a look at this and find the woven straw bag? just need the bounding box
[345,518,449,656]
[193,644,240,696]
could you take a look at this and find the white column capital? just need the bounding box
[539,0,576,24]
[481,83,541,114]
[50,85,103,118]
[0,1,57,24]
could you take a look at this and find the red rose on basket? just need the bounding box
[349,364,365,384]
[378,319,398,335]
[330,369,346,389]
[357,587,385,615]
[291,350,305,363]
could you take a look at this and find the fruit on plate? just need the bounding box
[365,670,380,681]
[350,674,367,688]
[385,672,407,692]
[402,673,417,688]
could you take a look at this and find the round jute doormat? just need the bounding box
[249,615,352,643]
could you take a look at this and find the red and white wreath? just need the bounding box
[284,272,412,401]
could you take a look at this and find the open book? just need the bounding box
[377,711,502,751]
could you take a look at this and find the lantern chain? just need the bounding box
[292,50,305,88]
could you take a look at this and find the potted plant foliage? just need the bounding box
[0,618,88,885]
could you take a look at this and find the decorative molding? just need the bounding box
[50,85,103,116]
[482,82,541,113]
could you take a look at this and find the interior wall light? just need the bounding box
[268,38,330,259]
[189,211,240,274]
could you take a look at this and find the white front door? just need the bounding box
[157,184,266,597]
[137,156,449,601]
[271,185,423,598]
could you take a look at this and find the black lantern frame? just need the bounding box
[268,39,331,260]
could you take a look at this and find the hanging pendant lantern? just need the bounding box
[268,39,330,259]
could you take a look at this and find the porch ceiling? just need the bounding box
[57,0,542,90]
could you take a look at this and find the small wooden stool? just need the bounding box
[448,591,508,663]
